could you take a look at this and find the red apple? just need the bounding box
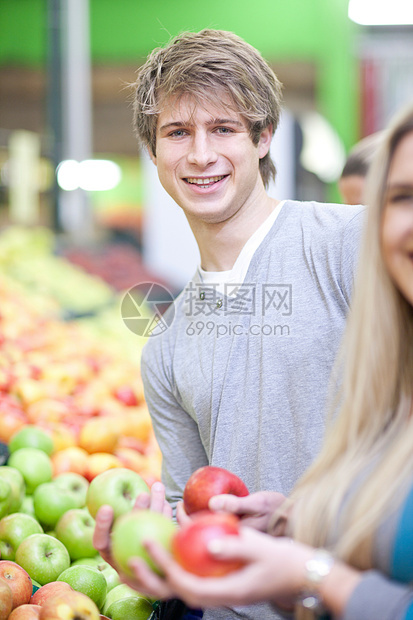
[183,466,249,515]
[0,560,33,609]
[8,604,42,619]
[30,581,73,606]
[0,406,28,443]
[113,447,146,473]
[84,453,122,482]
[39,589,100,620]
[78,418,120,455]
[51,447,89,477]
[0,579,12,620]
[113,386,138,407]
[172,511,244,577]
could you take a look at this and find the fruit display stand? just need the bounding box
[0,225,167,619]
[0,270,161,485]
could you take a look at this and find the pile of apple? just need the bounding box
[0,431,157,620]
[106,465,250,580]
[0,429,251,618]
[0,274,162,487]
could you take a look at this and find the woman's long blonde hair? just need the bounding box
[289,104,413,572]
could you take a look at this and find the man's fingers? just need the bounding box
[134,492,151,509]
[163,500,173,519]
[176,501,191,526]
[134,483,172,517]
[128,555,174,599]
[93,505,114,560]
[150,481,168,513]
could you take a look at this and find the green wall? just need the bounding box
[0,0,360,164]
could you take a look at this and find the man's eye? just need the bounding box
[216,127,234,134]
[169,130,187,137]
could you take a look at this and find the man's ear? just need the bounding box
[258,124,273,159]
[147,145,157,165]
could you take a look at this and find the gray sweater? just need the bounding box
[141,200,364,619]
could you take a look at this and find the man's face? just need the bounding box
[338,174,366,205]
[149,94,272,227]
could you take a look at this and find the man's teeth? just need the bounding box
[186,176,225,185]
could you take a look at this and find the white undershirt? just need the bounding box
[198,201,285,296]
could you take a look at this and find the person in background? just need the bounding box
[95,28,364,620]
[338,131,383,205]
[95,102,413,620]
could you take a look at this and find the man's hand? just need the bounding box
[92,481,173,596]
[207,491,286,531]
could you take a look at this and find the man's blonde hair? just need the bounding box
[132,29,283,188]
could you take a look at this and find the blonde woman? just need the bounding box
[95,102,413,619]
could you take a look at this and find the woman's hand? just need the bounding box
[126,527,311,609]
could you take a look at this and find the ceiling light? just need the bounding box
[348,0,413,25]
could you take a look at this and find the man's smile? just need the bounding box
[184,175,228,188]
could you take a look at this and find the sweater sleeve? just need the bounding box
[339,207,365,305]
[141,344,209,514]
[341,571,413,620]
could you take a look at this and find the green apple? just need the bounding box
[19,495,35,518]
[7,448,52,495]
[33,481,79,529]
[111,510,176,577]
[104,585,153,620]
[72,556,120,592]
[0,512,43,560]
[0,466,25,512]
[86,468,149,520]
[102,583,151,615]
[53,472,89,508]
[0,478,11,519]
[15,533,70,585]
[55,509,96,561]
[57,565,107,611]
[8,425,54,456]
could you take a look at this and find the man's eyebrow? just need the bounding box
[159,118,243,133]
[206,118,243,126]
[159,121,187,132]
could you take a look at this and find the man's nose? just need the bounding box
[187,132,218,167]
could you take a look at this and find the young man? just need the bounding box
[96,29,364,620]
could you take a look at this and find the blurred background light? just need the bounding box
[299,112,346,184]
[349,0,413,25]
[57,159,122,192]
